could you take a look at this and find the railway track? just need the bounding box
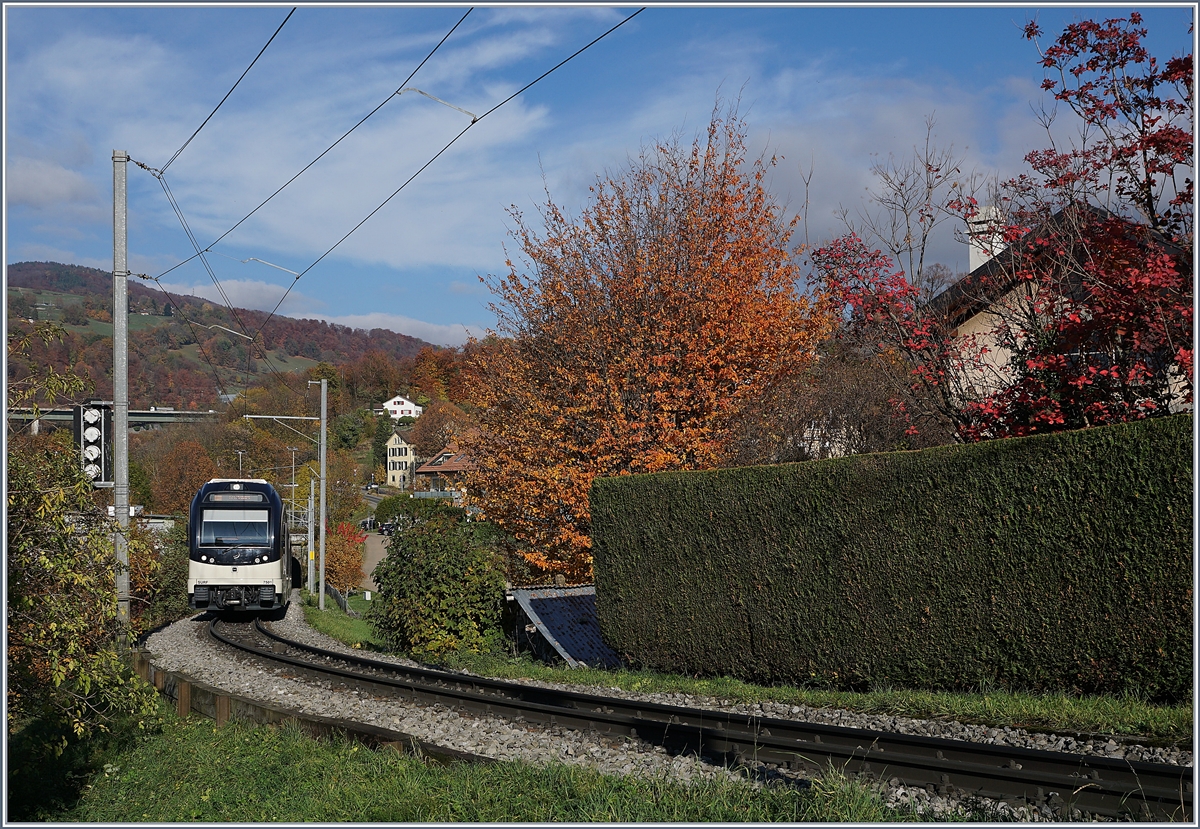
[210,618,1193,821]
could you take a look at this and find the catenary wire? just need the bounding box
[251,7,646,341]
[134,159,303,400]
[133,8,475,407]
[134,275,233,400]
[148,8,473,283]
[161,8,296,174]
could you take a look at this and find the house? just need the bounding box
[380,394,424,421]
[414,442,474,492]
[384,428,418,489]
[930,205,1191,409]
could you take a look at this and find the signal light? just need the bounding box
[74,403,111,484]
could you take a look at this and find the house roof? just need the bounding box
[928,205,1183,330]
[415,443,474,475]
[389,427,415,444]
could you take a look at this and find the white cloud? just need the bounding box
[157,278,323,316]
[301,311,485,347]
[7,157,98,208]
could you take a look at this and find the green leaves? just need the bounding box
[593,415,1192,700]
[8,430,161,743]
[369,515,504,659]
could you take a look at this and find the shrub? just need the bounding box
[369,515,504,659]
[7,430,160,746]
[374,494,462,529]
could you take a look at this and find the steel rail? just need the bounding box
[209,619,1192,820]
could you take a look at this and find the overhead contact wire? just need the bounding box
[252,7,646,339]
[135,160,304,398]
[161,8,296,174]
[132,8,474,404]
[149,6,473,285]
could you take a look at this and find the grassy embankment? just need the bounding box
[26,708,948,823]
[305,592,1192,744]
[11,595,1186,821]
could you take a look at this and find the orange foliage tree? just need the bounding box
[409,399,475,458]
[463,106,834,582]
[151,440,217,514]
[325,522,366,593]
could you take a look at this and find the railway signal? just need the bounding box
[74,402,112,485]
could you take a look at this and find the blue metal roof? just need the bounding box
[510,585,623,669]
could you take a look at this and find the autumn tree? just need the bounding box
[324,522,366,593]
[151,440,217,514]
[409,399,475,458]
[294,449,362,525]
[7,325,159,750]
[464,105,834,582]
[814,13,1192,442]
[949,12,1194,437]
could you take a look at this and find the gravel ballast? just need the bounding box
[143,593,1192,821]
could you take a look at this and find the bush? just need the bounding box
[7,430,160,746]
[591,415,1193,700]
[374,494,461,529]
[369,515,505,659]
[134,521,193,631]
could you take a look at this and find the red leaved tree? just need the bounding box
[814,12,1192,442]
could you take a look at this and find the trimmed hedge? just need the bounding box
[591,415,1192,700]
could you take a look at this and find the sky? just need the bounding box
[4,3,1194,347]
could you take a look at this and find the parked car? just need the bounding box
[379,522,396,536]
[359,516,377,531]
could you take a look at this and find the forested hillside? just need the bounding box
[7,261,435,410]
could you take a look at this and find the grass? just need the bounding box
[300,588,389,652]
[50,712,960,822]
[298,599,1193,744]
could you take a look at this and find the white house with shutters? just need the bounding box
[384,429,418,489]
[382,394,423,420]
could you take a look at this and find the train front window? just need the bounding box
[200,508,270,546]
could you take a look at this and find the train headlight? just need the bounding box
[254,557,261,564]
[200,555,207,562]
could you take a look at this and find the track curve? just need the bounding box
[207,618,1192,821]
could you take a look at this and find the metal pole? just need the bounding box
[112,150,130,648]
[307,479,315,594]
[288,447,298,528]
[319,379,327,610]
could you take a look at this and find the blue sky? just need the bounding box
[5,4,1193,346]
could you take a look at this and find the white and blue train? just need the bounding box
[188,478,292,612]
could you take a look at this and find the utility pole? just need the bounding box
[112,150,130,647]
[307,479,315,593]
[236,450,245,476]
[287,447,298,528]
[309,379,327,610]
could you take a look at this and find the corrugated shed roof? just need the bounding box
[510,585,623,669]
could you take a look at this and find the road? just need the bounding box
[361,531,388,591]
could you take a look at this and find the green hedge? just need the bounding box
[591,415,1193,700]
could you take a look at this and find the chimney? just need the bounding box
[967,206,1005,272]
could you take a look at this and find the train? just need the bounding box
[188,478,293,612]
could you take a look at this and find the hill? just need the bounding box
[7,261,436,410]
